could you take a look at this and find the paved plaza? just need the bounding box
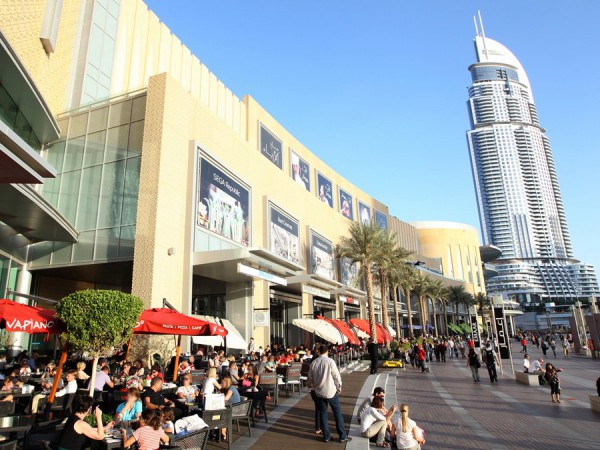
[228,346,600,450]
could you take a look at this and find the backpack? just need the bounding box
[485,349,494,364]
[469,354,479,367]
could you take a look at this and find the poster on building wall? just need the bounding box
[375,210,388,230]
[259,123,283,169]
[197,156,250,246]
[311,232,334,279]
[339,257,359,287]
[316,172,333,207]
[358,202,371,225]
[338,188,354,220]
[269,205,300,265]
[290,150,310,191]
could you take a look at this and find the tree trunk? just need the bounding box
[365,267,377,341]
[418,296,425,337]
[88,356,99,397]
[379,270,390,343]
[431,298,438,337]
[442,301,449,336]
[455,302,460,326]
[392,286,401,341]
[404,288,413,338]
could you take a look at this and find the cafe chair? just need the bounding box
[23,419,65,450]
[230,399,252,437]
[170,427,210,449]
[284,366,302,396]
[41,441,58,450]
[257,372,278,405]
[0,402,15,416]
[0,440,17,450]
[199,408,232,450]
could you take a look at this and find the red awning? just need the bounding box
[349,318,389,344]
[0,299,63,334]
[133,308,228,336]
[317,316,361,346]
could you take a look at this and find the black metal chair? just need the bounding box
[257,372,279,405]
[23,418,65,450]
[230,399,252,437]
[0,401,15,416]
[0,440,17,450]
[199,408,232,450]
[171,427,210,449]
[41,441,57,450]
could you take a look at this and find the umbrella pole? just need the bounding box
[173,335,182,383]
[46,344,68,419]
[124,334,133,361]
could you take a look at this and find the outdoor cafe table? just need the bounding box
[0,415,34,441]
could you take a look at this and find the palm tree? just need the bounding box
[387,248,413,339]
[397,265,418,338]
[428,280,446,337]
[412,274,435,336]
[439,286,451,336]
[447,285,475,325]
[372,230,397,336]
[474,292,490,316]
[337,222,385,340]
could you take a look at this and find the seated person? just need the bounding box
[530,357,545,384]
[257,355,268,373]
[218,356,229,375]
[178,359,192,375]
[221,375,241,404]
[228,362,240,384]
[94,365,114,392]
[76,362,90,382]
[358,387,386,423]
[122,409,169,449]
[115,387,143,422]
[57,396,109,450]
[133,360,145,378]
[202,367,222,399]
[142,377,181,419]
[161,407,175,434]
[360,397,396,448]
[0,377,16,403]
[32,369,78,413]
[176,374,199,404]
[265,355,277,372]
[145,364,165,382]
[392,404,425,450]
[19,361,32,376]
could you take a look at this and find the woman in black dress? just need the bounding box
[58,395,112,450]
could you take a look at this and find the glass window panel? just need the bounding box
[30,241,52,267]
[88,106,108,133]
[76,166,102,230]
[46,141,65,173]
[108,100,131,128]
[127,121,144,157]
[58,170,81,223]
[63,137,85,172]
[0,84,17,128]
[98,160,125,228]
[121,157,140,225]
[87,25,104,69]
[73,231,95,262]
[84,131,105,167]
[52,242,73,265]
[105,125,129,162]
[67,113,89,138]
[95,227,120,260]
[119,225,136,259]
[131,95,146,122]
[42,174,61,207]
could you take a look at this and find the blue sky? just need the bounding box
[145,0,600,269]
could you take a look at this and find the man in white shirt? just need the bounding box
[32,369,78,413]
[308,345,351,443]
[530,358,544,373]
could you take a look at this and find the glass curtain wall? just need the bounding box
[30,94,145,268]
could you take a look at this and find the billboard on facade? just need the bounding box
[290,150,310,191]
[358,201,371,225]
[338,188,354,220]
[339,257,359,287]
[197,156,250,246]
[259,123,283,169]
[311,232,334,279]
[375,210,388,230]
[316,172,333,208]
[269,205,300,265]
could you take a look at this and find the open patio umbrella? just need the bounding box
[130,308,228,381]
[317,316,361,346]
[0,299,62,334]
[292,318,347,345]
[349,318,388,344]
[191,315,247,350]
[387,325,397,338]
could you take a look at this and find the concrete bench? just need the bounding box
[590,395,600,412]
[515,371,540,386]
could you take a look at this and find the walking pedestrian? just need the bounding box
[541,339,548,356]
[550,338,557,357]
[483,341,499,383]
[562,337,569,358]
[520,336,528,353]
[417,345,427,373]
[367,338,379,375]
[467,348,481,382]
[544,363,563,404]
[307,345,352,443]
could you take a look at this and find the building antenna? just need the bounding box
[473,15,480,36]
[477,10,488,57]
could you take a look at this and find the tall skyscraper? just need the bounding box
[465,16,599,304]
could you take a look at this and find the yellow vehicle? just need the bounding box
[382,360,404,368]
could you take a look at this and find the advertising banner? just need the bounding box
[493,307,510,359]
[339,257,359,287]
[290,150,310,191]
[269,206,300,265]
[375,210,388,230]
[316,172,333,207]
[197,156,250,246]
[358,201,371,225]
[338,188,354,220]
[260,123,283,169]
[311,232,334,279]
[470,315,481,348]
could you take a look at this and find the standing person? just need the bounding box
[367,338,379,375]
[521,336,528,353]
[247,337,256,354]
[544,363,563,404]
[392,404,425,450]
[417,345,427,373]
[308,345,351,443]
[483,341,499,383]
[541,339,548,357]
[523,354,530,373]
[550,338,557,357]
[448,339,455,358]
[309,350,322,436]
[466,348,481,382]
[562,337,570,358]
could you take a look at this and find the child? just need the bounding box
[161,407,175,434]
[523,354,530,373]
[122,409,169,450]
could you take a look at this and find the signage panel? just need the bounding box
[470,315,481,348]
[259,123,283,169]
[493,306,510,359]
[338,188,354,220]
[311,232,334,279]
[290,150,310,191]
[316,172,333,208]
[269,205,300,265]
[237,263,287,286]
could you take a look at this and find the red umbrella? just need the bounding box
[349,318,388,344]
[133,308,228,336]
[376,323,392,344]
[0,299,62,334]
[317,316,360,346]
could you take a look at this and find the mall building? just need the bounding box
[0,0,484,353]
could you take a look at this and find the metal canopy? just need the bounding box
[0,124,56,183]
[0,184,77,242]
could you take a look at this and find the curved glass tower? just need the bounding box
[466,22,599,303]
